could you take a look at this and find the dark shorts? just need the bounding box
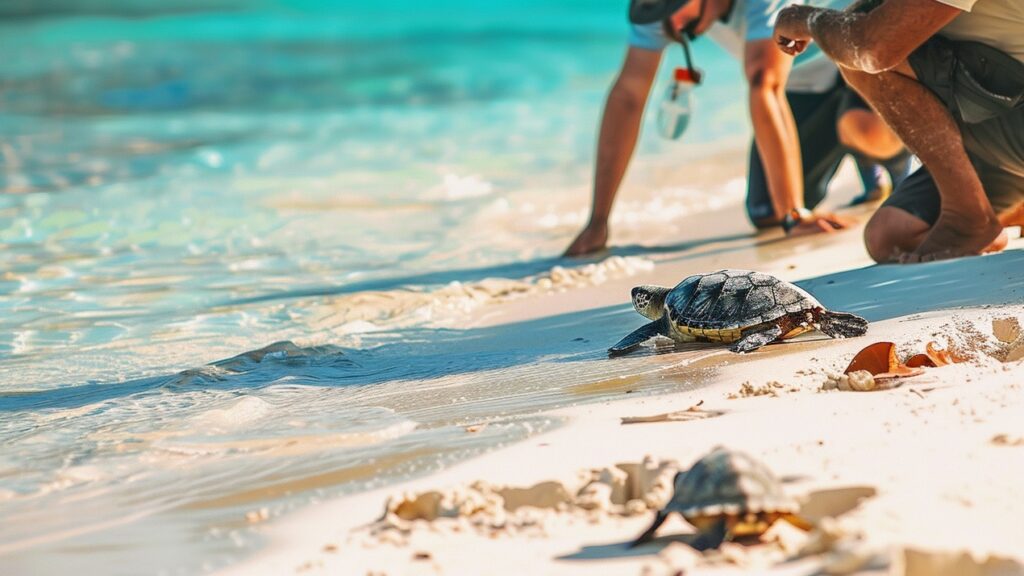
[746,81,871,224]
[880,36,1024,225]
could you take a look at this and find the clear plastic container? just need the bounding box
[656,67,698,140]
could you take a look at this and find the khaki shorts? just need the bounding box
[881,36,1024,225]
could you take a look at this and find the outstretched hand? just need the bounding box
[774,5,816,56]
[564,222,609,257]
[787,212,857,237]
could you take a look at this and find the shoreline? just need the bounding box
[223,220,1024,575]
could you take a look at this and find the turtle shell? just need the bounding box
[665,447,798,520]
[664,269,820,331]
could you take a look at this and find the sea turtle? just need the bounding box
[609,269,867,355]
[631,447,808,549]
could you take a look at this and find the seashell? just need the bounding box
[845,370,877,391]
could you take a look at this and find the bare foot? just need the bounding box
[564,222,608,257]
[899,210,1003,263]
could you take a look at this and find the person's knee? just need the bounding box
[863,211,896,263]
[863,206,928,263]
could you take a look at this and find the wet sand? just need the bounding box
[222,202,1024,575]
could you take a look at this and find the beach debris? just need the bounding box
[245,507,270,523]
[728,380,786,399]
[620,401,726,424]
[992,317,1021,343]
[900,547,1024,576]
[322,544,337,553]
[464,424,485,433]
[412,550,432,561]
[577,456,679,514]
[991,433,1024,446]
[497,481,573,511]
[631,447,807,550]
[905,341,967,368]
[844,342,924,379]
[609,269,867,357]
[822,340,969,391]
[374,457,679,540]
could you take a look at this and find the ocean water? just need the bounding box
[0,1,752,573]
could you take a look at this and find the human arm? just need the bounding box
[774,0,961,73]
[744,38,803,221]
[564,46,661,256]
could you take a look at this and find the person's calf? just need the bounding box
[837,108,904,160]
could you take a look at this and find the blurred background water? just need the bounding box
[0,1,750,573]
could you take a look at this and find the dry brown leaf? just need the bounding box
[844,342,924,379]
[925,341,965,367]
[905,353,937,368]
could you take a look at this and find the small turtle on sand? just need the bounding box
[632,447,809,549]
[609,269,867,355]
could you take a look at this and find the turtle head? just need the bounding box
[631,285,671,320]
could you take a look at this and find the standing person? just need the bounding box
[564,0,910,257]
[774,0,1023,263]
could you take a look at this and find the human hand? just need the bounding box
[563,222,609,257]
[786,212,856,237]
[774,5,815,56]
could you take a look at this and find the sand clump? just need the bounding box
[727,380,798,399]
[371,456,678,542]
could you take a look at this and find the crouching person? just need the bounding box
[774,0,1024,263]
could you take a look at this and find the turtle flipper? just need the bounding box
[818,311,868,339]
[690,517,728,551]
[608,318,668,357]
[629,509,670,548]
[729,324,783,353]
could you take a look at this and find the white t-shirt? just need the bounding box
[629,0,852,93]
[933,0,1024,64]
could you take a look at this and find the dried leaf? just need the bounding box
[844,341,895,375]
[844,342,925,379]
[925,341,965,366]
[905,353,937,368]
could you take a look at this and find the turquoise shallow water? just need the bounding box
[0,1,749,573]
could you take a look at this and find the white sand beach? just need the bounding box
[6,4,1024,574]
[223,209,1024,576]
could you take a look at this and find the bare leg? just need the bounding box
[837,109,904,160]
[841,62,1002,262]
[864,206,1008,264]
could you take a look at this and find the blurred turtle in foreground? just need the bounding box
[632,447,809,549]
